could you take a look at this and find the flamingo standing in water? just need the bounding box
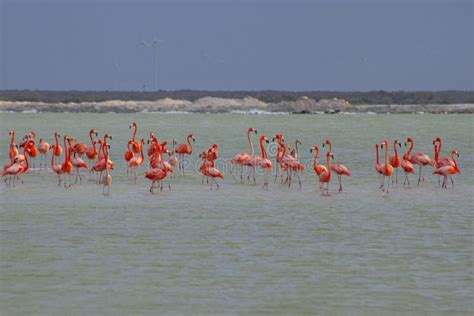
[100,144,112,195]
[433,150,460,189]
[129,122,142,154]
[257,135,273,189]
[231,128,257,183]
[84,129,98,166]
[61,136,73,187]
[71,151,89,184]
[3,139,33,186]
[433,137,459,187]
[323,139,352,192]
[272,133,286,183]
[401,142,415,188]
[389,139,401,184]
[52,132,62,157]
[380,140,394,194]
[128,139,145,183]
[200,144,224,189]
[175,134,195,175]
[319,151,334,196]
[37,138,51,170]
[8,129,19,162]
[405,137,434,186]
[21,131,38,169]
[310,146,327,190]
[168,139,179,179]
[124,140,134,177]
[374,144,385,189]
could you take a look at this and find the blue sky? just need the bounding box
[1,0,472,91]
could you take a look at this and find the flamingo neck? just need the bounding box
[384,143,389,167]
[393,141,399,159]
[97,140,103,159]
[451,152,458,170]
[248,131,254,156]
[10,131,15,145]
[327,154,332,177]
[187,136,193,154]
[313,150,319,168]
[140,142,144,160]
[23,143,30,171]
[405,140,414,159]
[89,131,95,145]
[260,139,267,159]
[294,141,299,160]
[132,125,137,142]
[327,140,333,152]
[63,137,69,164]
[376,145,380,164]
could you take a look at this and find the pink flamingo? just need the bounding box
[257,135,273,189]
[405,137,435,186]
[319,151,334,196]
[231,128,257,183]
[375,144,385,189]
[71,151,89,184]
[37,138,51,170]
[310,146,327,190]
[401,142,415,188]
[433,150,460,189]
[175,134,195,175]
[389,139,402,184]
[128,139,145,183]
[380,140,394,194]
[100,144,112,195]
[323,139,351,192]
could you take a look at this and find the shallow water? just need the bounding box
[1,113,473,314]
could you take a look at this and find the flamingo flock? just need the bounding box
[2,123,462,196]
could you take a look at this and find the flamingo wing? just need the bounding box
[331,163,351,176]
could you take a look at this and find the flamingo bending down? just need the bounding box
[319,152,334,196]
[258,135,273,189]
[323,139,351,192]
[433,150,460,189]
[231,128,257,183]
[405,137,434,186]
[37,138,51,170]
[199,144,224,190]
[3,140,33,186]
[311,146,327,190]
[389,139,401,184]
[375,144,385,189]
[175,134,195,175]
[380,140,394,195]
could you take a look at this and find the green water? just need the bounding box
[1,113,473,314]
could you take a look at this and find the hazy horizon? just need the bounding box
[1,0,472,91]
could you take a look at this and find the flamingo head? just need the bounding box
[260,135,269,143]
[381,140,389,149]
[188,134,195,142]
[9,129,14,136]
[451,150,459,158]
[211,143,218,149]
[296,139,301,145]
[272,134,284,143]
[405,137,413,146]
[310,145,319,154]
[322,139,332,147]
[90,129,98,137]
[394,139,401,147]
[248,127,257,135]
[29,131,36,138]
[129,122,137,129]
[433,137,441,145]
[327,151,334,159]
[104,133,112,141]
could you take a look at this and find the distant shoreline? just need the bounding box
[1,96,473,114]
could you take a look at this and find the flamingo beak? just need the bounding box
[95,132,98,137]
[322,143,325,148]
[254,130,258,134]
[310,149,313,153]
[109,135,113,140]
[265,140,269,144]
[404,142,407,147]
[398,143,401,148]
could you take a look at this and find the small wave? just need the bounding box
[231,109,289,115]
[141,110,191,114]
[21,109,38,113]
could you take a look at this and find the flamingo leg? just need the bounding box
[338,175,342,192]
[253,166,256,185]
[417,166,422,186]
[449,175,454,188]
[296,172,302,189]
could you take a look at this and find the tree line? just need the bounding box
[0,90,473,105]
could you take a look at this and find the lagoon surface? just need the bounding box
[0,113,473,314]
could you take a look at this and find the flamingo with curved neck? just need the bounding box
[381,140,394,194]
[389,139,401,184]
